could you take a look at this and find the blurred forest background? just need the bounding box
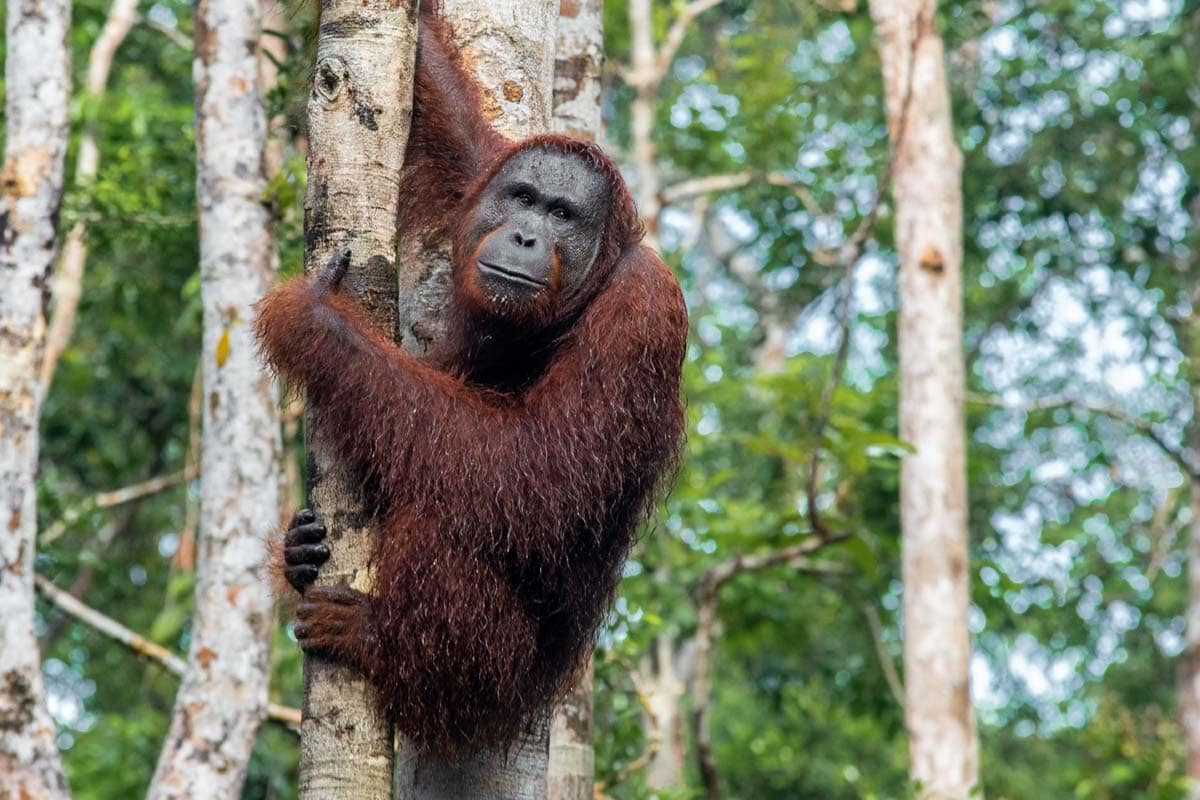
[4,0,1200,798]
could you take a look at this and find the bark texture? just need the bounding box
[626,0,661,247]
[547,663,595,800]
[0,0,72,793]
[41,0,138,392]
[389,2,558,797]
[551,0,604,140]
[545,5,602,796]
[147,0,282,794]
[643,637,688,791]
[868,1,980,797]
[297,1,418,799]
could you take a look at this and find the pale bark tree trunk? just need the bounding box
[626,0,660,248]
[619,2,726,790]
[0,0,72,792]
[624,0,722,250]
[642,636,689,791]
[547,664,595,800]
[1185,388,1200,797]
[389,3,558,799]
[147,0,283,794]
[40,0,138,392]
[545,4,603,798]
[296,1,418,798]
[550,0,603,140]
[868,2,980,797]
[1180,277,1200,796]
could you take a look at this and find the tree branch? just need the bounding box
[592,658,662,798]
[657,0,725,77]
[34,574,302,730]
[968,392,1200,480]
[690,549,849,800]
[860,602,905,711]
[135,13,192,50]
[660,171,826,220]
[40,466,199,545]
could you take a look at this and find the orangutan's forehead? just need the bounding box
[496,148,611,205]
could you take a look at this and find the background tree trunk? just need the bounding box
[0,0,73,792]
[868,1,980,797]
[626,0,661,248]
[41,0,138,393]
[545,3,603,797]
[643,636,689,791]
[1180,279,1200,796]
[147,0,282,793]
[390,2,558,798]
[297,1,418,799]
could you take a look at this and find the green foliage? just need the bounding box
[27,0,1200,797]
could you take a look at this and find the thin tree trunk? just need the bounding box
[390,3,558,798]
[643,636,688,791]
[626,0,660,248]
[297,0,418,798]
[1185,388,1200,796]
[1180,278,1200,795]
[41,0,139,392]
[545,3,603,797]
[147,0,282,793]
[867,2,980,797]
[0,0,72,792]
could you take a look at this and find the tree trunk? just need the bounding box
[0,0,72,792]
[626,0,661,248]
[297,1,418,799]
[547,664,595,800]
[545,4,602,797]
[644,636,688,791]
[1180,279,1200,796]
[867,2,980,797]
[1185,395,1200,797]
[147,0,282,794]
[41,0,138,392]
[389,3,558,798]
[550,0,604,140]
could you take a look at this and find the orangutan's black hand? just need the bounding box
[311,248,351,298]
[283,507,330,594]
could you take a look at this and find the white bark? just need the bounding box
[297,1,418,798]
[547,663,594,800]
[0,0,72,793]
[41,0,139,392]
[146,0,281,793]
[390,3,558,797]
[626,0,661,247]
[1183,402,1200,797]
[642,637,688,791]
[436,0,558,138]
[551,0,603,140]
[545,5,602,796]
[867,2,980,797]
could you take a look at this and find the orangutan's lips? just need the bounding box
[478,261,547,288]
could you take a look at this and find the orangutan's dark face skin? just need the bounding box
[466,149,612,312]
